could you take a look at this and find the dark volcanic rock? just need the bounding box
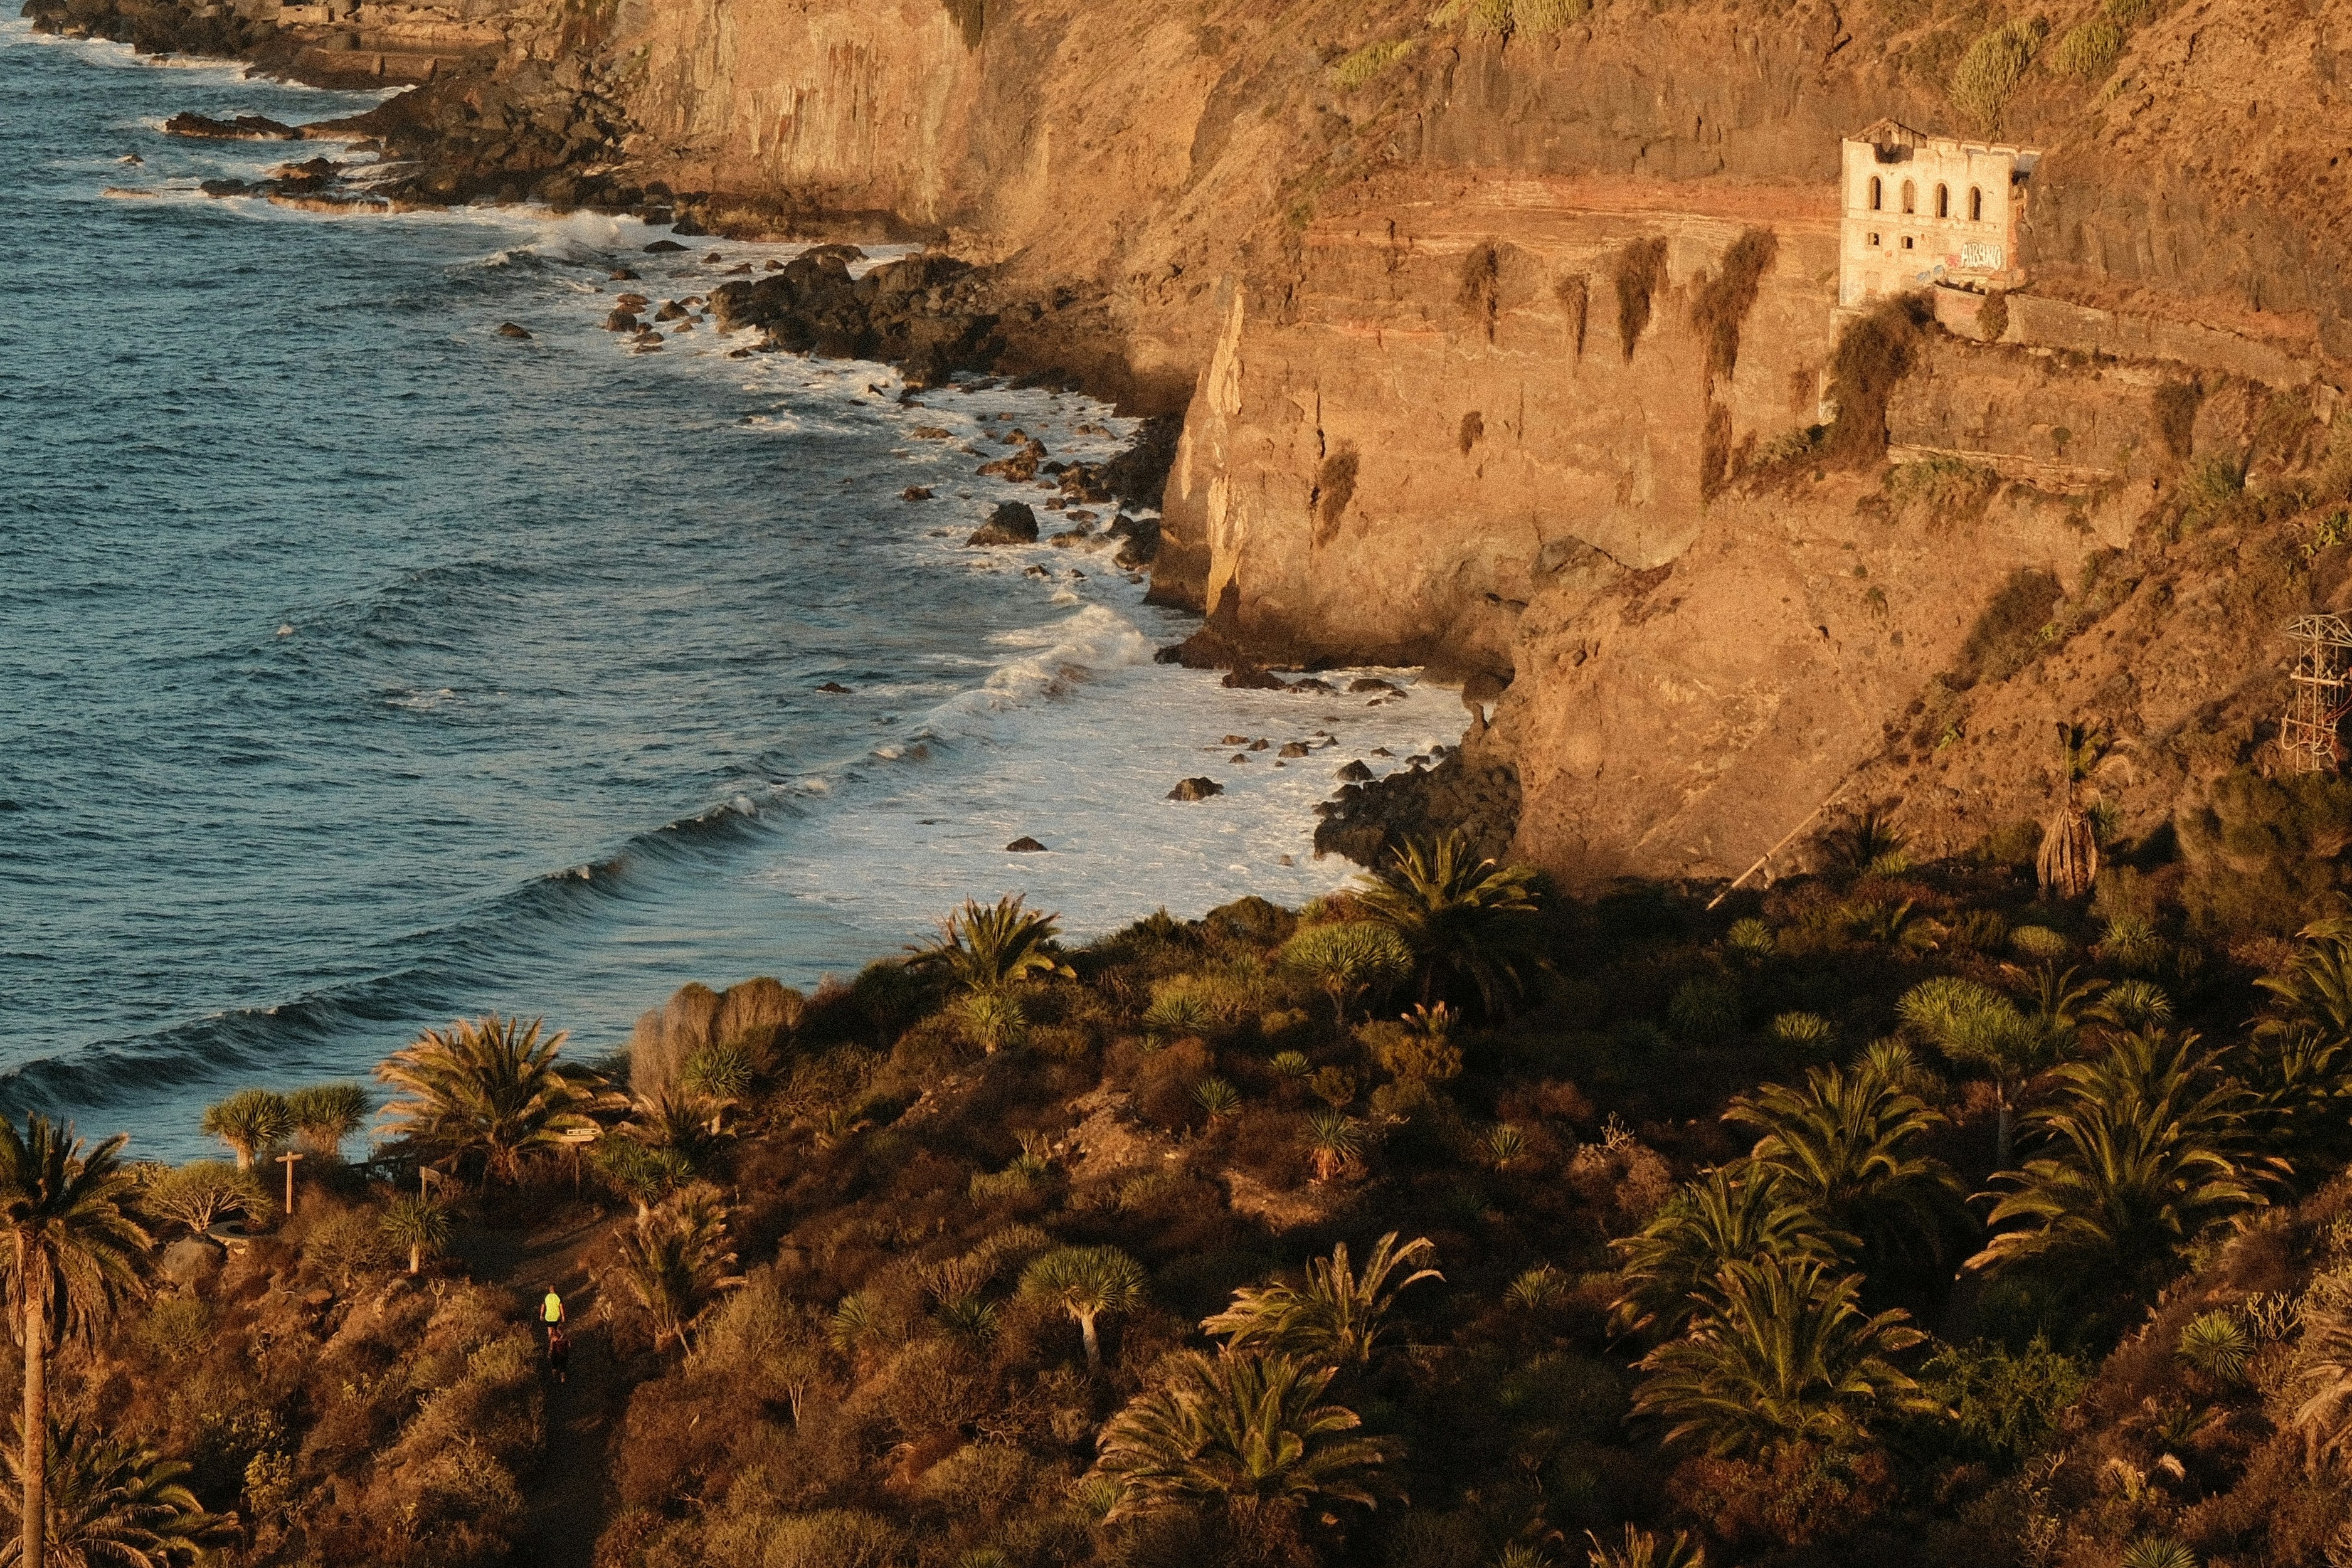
[967,502,1038,546]
[708,252,1004,389]
[1337,760,1375,782]
[1167,777,1225,802]
[1349,677,1402,695]
[1005,836,1047,852]
[604,310,639,332]
[1101,413,1183,509]
[645,239,689,253]
[817,682,851,694]
[1314,748,1522,868]
[165,111,299,141]
[1278,741,1311,758]
[1222,666,1290,691]
[902,487,934,501]
[496,322,532,339]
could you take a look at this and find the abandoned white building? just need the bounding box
[1838,119,2039,310]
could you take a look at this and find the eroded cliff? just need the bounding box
[36,0,2352,887]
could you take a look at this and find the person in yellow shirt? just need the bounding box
[539,1288,565,1343]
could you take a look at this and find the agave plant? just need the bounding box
[1301,1110,1361,1184]
[2176,1310,2252,1383]
[1584,1524,1707,1568]
[1095,1350,1396,1531]
[1506,1264,1569,1312]
[374,1015,601,1186]
[1609,1164,1847,1338]
[1192,1077,1242,1120]
[1201,1232,1439,1367]
[2291,1306,2352,1470]
[1351,831,1545,1015]
[1269,1051,1313,1081]
[0,1420,231,1568]
[1724,918,1776,960]
[1485,1123,1528,1169]
[911,895,1074,997]
[2117,1538,2198,1568]
[1630,1255,1929,1456]
[1820,808,1909,876]
[1021,1246,1147,1372]
[1767,1012,1837,1057]
[2091,978,2175,1034]
[1971,1031,2275,1283]
[2256,926,2352,1047]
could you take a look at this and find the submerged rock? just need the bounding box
[1222,667,1289,691]
[1167,777,1225,802]
[645,239,689,253]
[902,487,934,501]
[165,110,299,140]
[1005,836,1047,853]
[495,322,532,339]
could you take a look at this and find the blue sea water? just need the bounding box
[0,23,1457,1160]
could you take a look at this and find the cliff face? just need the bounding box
[43,0,2352,887]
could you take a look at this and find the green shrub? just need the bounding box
[1951,18,2047,132]
[2050,18,2123,82]
[1887,454,2000,523]
[1726,918,1776,959]
[2009,924,2074,960]
[1667,977,1740,1042]
[1768,1012,1838,1057]
[2177,1309,2253,1382]
[2178,769,2352,936]
[1333,38,1414,89]
[1918,1337,2090,1466]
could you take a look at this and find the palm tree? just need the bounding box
[1096,1349,1396,1541]
[378,1194,448,1276]
[2255,925,2352,1047]
[1899,972,2079,1165]
[1970,1030,2275,1285]
[1300,1111,1360,1184]
[1630,1256,1929,1456]
[1724,1064,1971,1287]
[0,1421,230,1568]
[1278,923,1415,1026]
[0,1116,152,1568]
[135,1162,266,1239]
[1020,1246,1147,1372]
[1352,831,1545,1014]
[1609,1165,1849,1338]
[196,1090,288,1173]
[374,1016,601,1186]
[1584,1525,1708,1568]
[603,1188,743,1352]
[1820,808,1909,876]
[1202,1234,1439,1367]
[2291,1306,2352,1471]
[284,1083,371,1162]
[909,895,1074,996]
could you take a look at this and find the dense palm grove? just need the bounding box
[14,768,2352,1567]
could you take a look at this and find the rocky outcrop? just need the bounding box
[707,248,1004,387]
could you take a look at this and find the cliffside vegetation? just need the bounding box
[20,800,2352,1567]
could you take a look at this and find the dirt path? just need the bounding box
[452,1207,626,1568]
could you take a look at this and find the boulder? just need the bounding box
[967,502,1038,546]
[1279,742,1311,758]
[495,322,532,339]
[1005,836,1047,852]
[1167,777,1225,802]
[1221,735,1250,746]
[817,681,851,693]
[609,267,639,280]
[645,239,689,253]
[1222,666,1289,691]
[617,293,650,310]
[164,110,298,140]
[903,487,934,501]
[655,301,689,321]
[603,310,638,332]
[1349,677,1401,695]
[1337,760,1374,782]
[159,1237,223,1289]
[912,426,953,440]
[702,250,724,263]
[1290,677,1335,694]
[1248,739,1272,751]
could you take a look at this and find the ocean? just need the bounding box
[0,22,1456,1160]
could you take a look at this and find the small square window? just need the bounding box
[1868,233,1880,246]
[1902,236,1914,250]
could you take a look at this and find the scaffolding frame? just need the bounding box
[2281,613,2352,775]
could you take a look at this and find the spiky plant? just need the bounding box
[1201,1233,1439,1367]
[0,1421,230,1568]
[283,1082,371,1162]
[1725,1063,1971,1286]
[2092,978,2176,1034]
[1095,1350,1396,1535]
[953,990,1029,1054]
[2257,926,2352,1047]
[1301,1111,1360,1184]
[374,1015,600,1186]
[2117,1539,2198,1568]
[378,1194,448,1276]
[1767,1012,1836,1057]
[1899,973,2069,1166]
[1820,808,1909,876]
[135,1162,265,1239]
[1584,1523,1707,1568]
[1281,923,1416,1027]
[1725,918,1776,960]
[591,1138,695,1221]
[1630,1256,1929,1456]
[603,1188,743,1353]
[2291,1307,2352,1470]
[1352,831,1545,1015]
[911,894,1074,997]
[679,1041,755,1134]
[1609,1165,1848,1339]
[1971,1030,2274,1283]
[1506,1264,1569,1312]
[197,1090,289,1173]
[2176,1310,2253,1383]
[1485,1123,1528,1169]
[1021,1246,1147,1372]
[0,1116,152,1568]
[1192,1078,1242,1120]
[1269,1051,1313,1081]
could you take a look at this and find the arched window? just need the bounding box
[1969,186,1984,221]
[1936,183,1950,218]
[1901,180,1916,214]
[1868,176,1882,211]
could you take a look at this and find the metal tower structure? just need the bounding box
[2280,614,2352,775]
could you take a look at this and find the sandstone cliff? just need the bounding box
[38,0,2352,889]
